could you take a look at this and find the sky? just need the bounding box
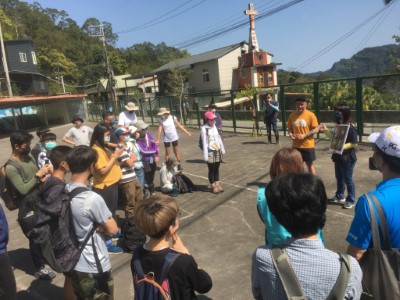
[24,0,400,73]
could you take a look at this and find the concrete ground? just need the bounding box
[1,122,381,300]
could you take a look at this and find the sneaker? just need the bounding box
[343,202,355,209]
[34,267,56,280]
[329,196,346,204]
[107,244,124,254]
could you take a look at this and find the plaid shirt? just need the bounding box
[251,238,362,300]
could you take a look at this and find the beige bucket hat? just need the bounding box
[125,102,139,111]
[157,107,170,116]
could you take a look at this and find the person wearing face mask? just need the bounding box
[114,127,146,252]
[328,104,358,209]
[208,104,223,136]
[346,126,400,296]
[136,120,160,197]
[118,102,139,128]
[90,124,124,253]
[37,132,58,169]
[263,93,280,144]
[201,111,225,194]
[156,107,192,171]
[5,130,54,280]
[101,111,119,148]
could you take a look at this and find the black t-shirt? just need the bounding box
[131,247,212,300]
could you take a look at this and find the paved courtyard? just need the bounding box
[1,121,380,299]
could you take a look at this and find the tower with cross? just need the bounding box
[245,3,259,52]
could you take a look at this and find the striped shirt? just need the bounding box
[117,145,136,184]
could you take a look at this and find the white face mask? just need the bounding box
[211,109,216,112]
[124,136,131,142]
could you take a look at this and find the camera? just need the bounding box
[369,157,379,171]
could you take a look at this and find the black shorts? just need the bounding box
[296,148,316,163]
[164,140,178,147]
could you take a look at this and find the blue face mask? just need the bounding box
[109,119,116,126]
[104,136,111,143]
[333,112,343,122]
[45,141,57,151]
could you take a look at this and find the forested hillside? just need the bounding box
[326,44,399,78]
[0,0,189,94]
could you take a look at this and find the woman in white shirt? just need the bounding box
[156,107,192,171]
[159,157,178,194]
[201,111,225,194]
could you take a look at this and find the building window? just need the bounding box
[258,54,263,63]
[202,69,210,83]
[39,79,45,90]
[241,68,247,78]
[19,52,27,63]
[268,71,273,84]
[32,52,37,64]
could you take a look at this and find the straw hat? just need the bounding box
[135,120,149,130]
[125,102,139,111]
[157,107,170,116]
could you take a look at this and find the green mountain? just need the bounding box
[324,44,398,78]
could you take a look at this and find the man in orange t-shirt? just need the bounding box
[287,97,323,175]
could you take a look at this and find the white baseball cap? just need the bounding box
[368,125,400,158]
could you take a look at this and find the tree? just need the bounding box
[236,85,261,136]
[391,35,400,71]
[0,8,13,39]
[166,66,192,122]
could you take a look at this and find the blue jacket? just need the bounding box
[0,204,9,255]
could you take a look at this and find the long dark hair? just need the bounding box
[90,123,110,148]
[335,103,352,124]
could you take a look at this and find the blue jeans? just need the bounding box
[135,168,145,189]
[334,160,356,204]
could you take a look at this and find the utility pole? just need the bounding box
[0,21,18,130]
[89,25,117,109]
[0,22,13,97]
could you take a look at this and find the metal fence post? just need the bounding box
[279,86,286,135]
[148,97,154,126]
[313,81,320,138]
[196,101,201,129]
[230,90,237,133]
[355,77,363,142]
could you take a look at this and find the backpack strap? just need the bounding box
[366,193,391,250]
[270,248,305,300]
[133,245,180,284]
[158,251,180,284]
[133,246,146,279]
[326,254,351,300]
[68,187,102,273]
[6,159,29,182]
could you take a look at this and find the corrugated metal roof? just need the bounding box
[150,42,247,74]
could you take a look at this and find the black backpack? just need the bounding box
[18,181,96,273]
[132,246,180,300]
[173,174,195,193]
[0,159,31,211]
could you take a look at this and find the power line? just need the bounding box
[170,0,282,47]
[117,0,207,34]
[294,1,396,71]
[352,0,398,54]
[173,0,304,50]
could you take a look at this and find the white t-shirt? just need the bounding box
[159,115,178,143]
[118,111,137,127]
[67,183,112,273]
[65,126,93,146]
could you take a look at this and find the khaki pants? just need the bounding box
[120,178,143,218]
